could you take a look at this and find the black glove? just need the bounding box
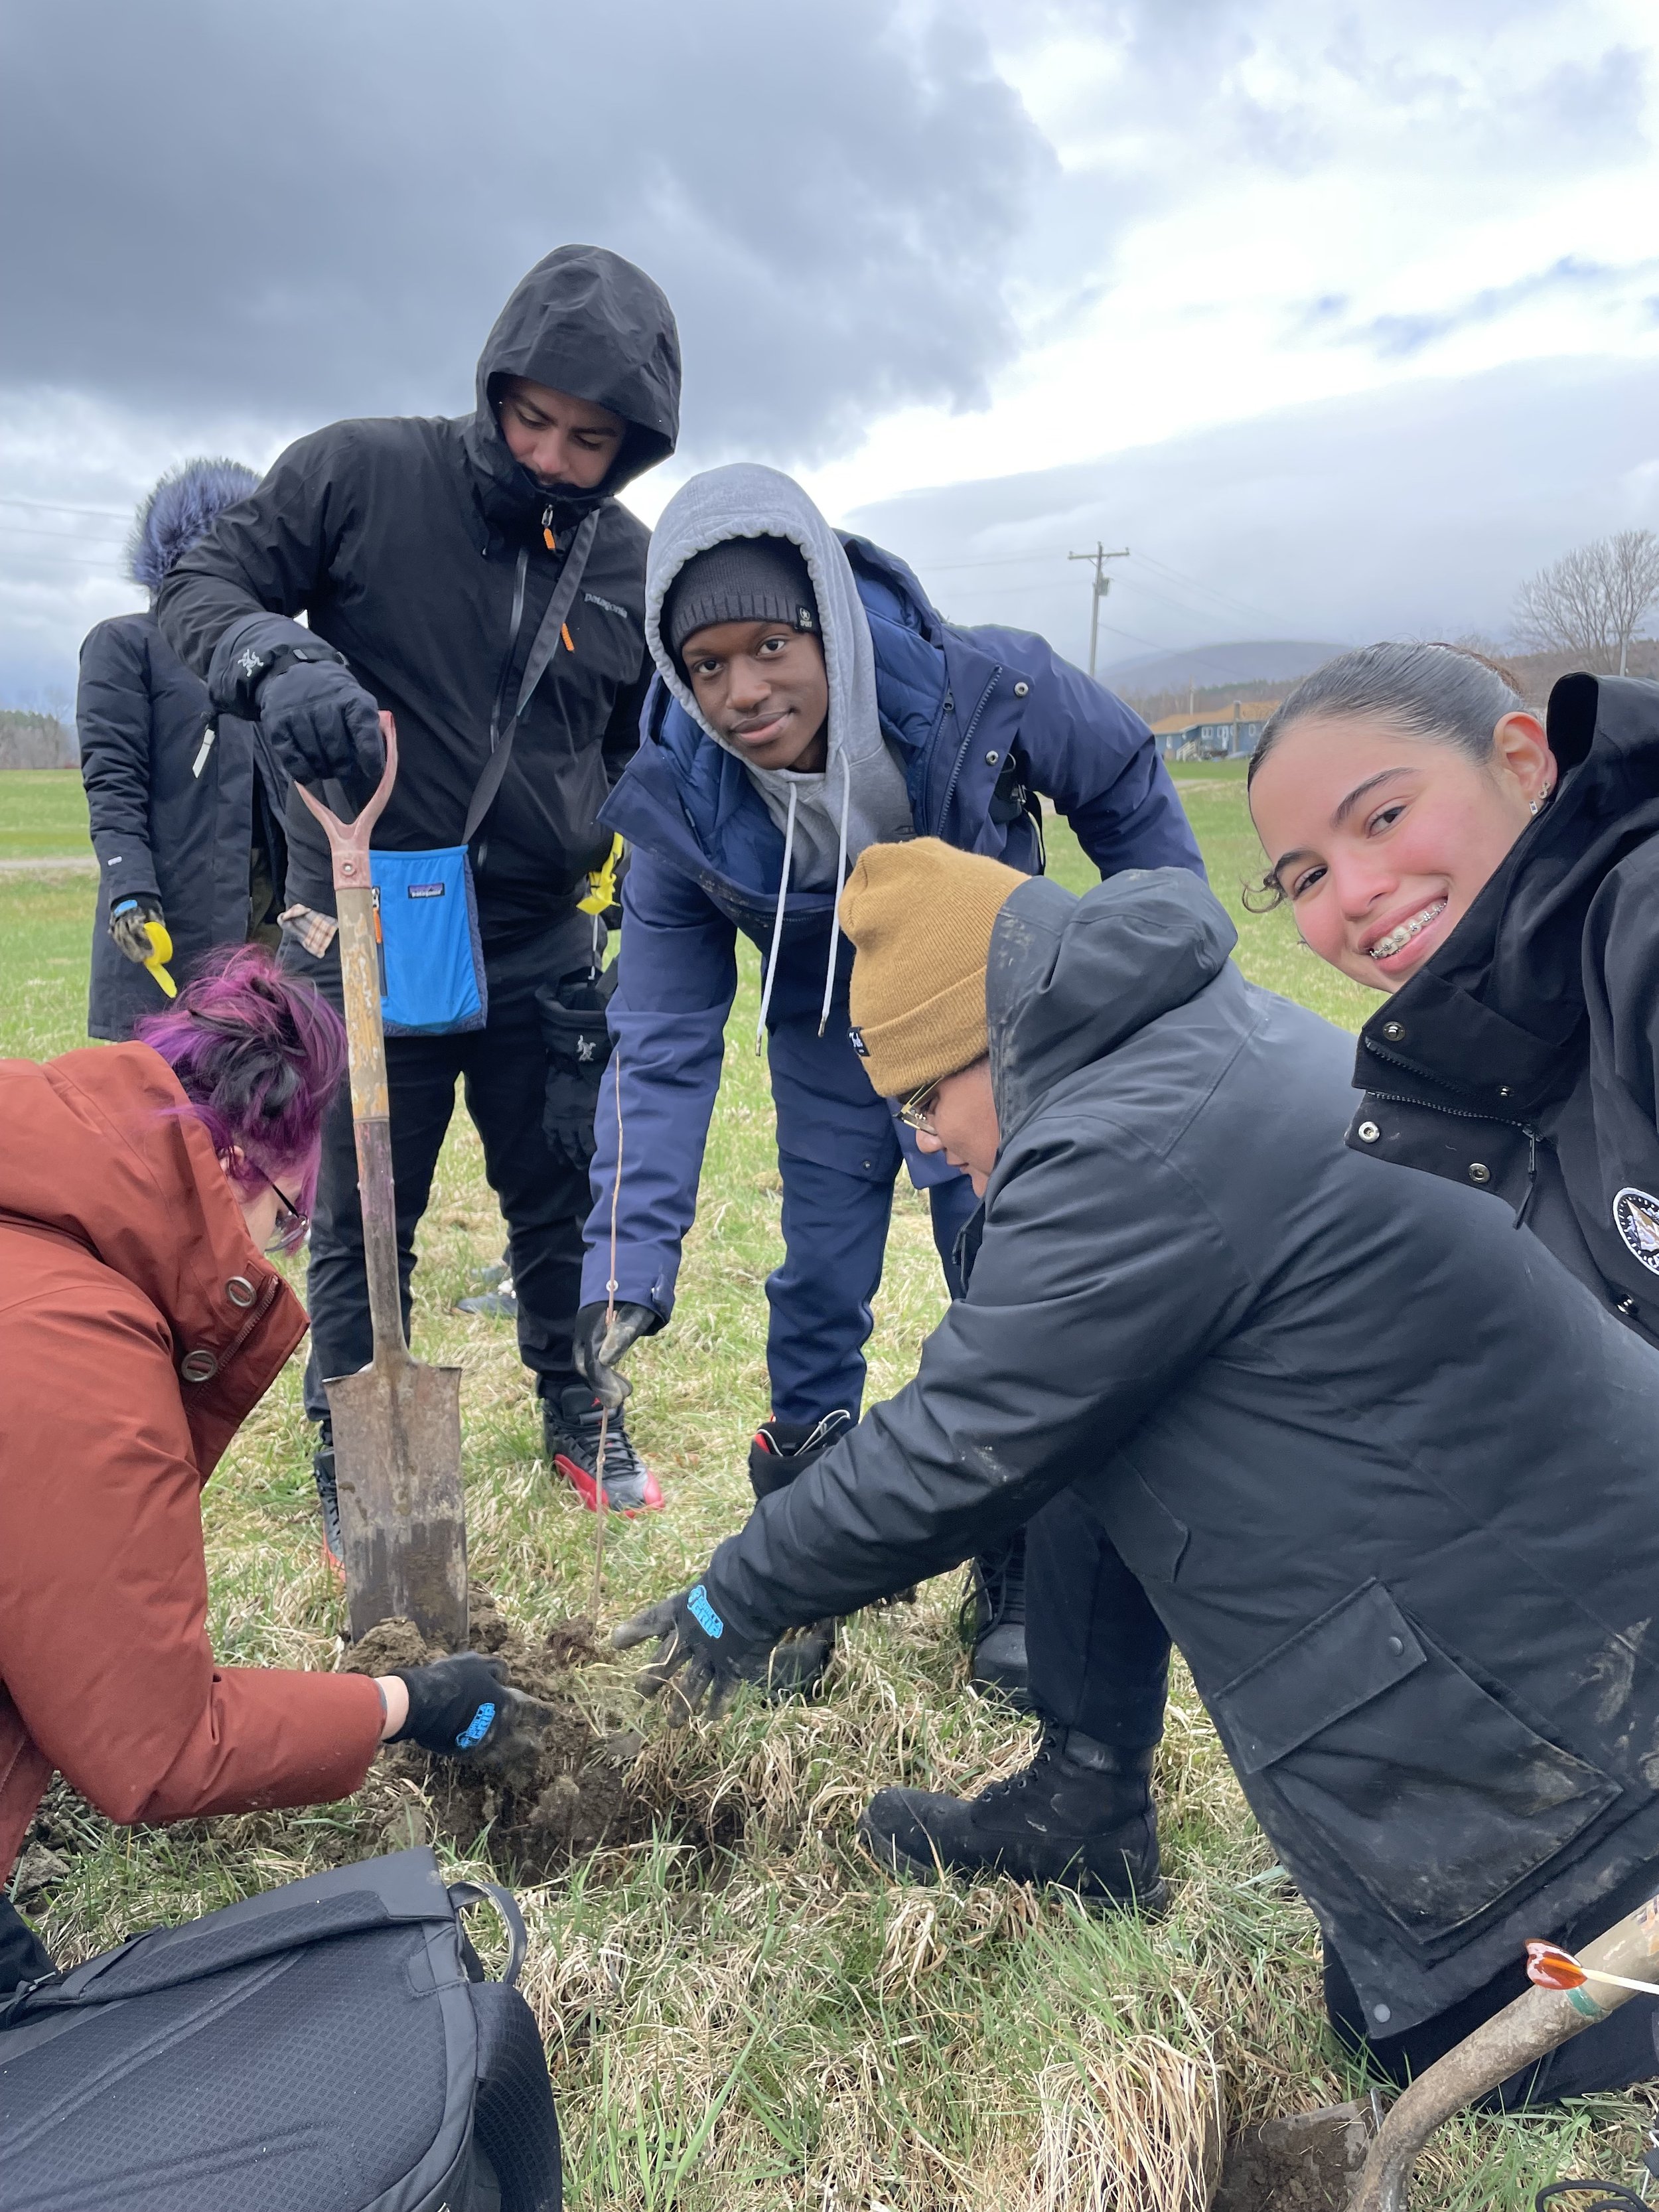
[109,894,165,965]
[257,656,385,790]
[611,1585,778,1724]
[390,1654,510,1757]
[573,1299,659,1412]
[537,964,617,1170]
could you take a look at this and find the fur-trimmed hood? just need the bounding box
[128,459,259,593]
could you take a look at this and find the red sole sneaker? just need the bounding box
[552,1451,665,1515]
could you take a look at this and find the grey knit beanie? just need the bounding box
[662,535,820,667]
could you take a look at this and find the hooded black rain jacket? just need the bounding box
[158,246,680,940]
[1347,674,1659,1345]
[698,867,1659,2037]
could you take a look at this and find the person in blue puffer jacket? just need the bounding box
[575,463,1204,1696]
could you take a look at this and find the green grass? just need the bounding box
[0,767,91,857]
[5,774,1648,2209]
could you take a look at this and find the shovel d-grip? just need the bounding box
[1351,1887,1659,2211]
[296,717,469,1648]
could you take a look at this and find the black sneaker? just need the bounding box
[958,1530,1031,1710]
[543,1386,664,1514]
[313,1424,345,1583]
[858,1727,1166,1911]
[747,1408,853,1499]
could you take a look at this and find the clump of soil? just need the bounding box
[1212,2101,1373,2211]
[346,1592,683,1880]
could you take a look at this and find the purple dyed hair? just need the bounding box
[136,946,346,1249]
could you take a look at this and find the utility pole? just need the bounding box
[1068,542,1129,682]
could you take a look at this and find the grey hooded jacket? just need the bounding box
[700,867,1659,2034]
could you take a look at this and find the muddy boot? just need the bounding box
[543,1387,664,1514]
[857,1726,1167,1911]
[313,1422,345,1584]
[959,1530,1031,1711]
[747,1408,853,1499]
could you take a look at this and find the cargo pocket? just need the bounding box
[1214,1580,1620,1945]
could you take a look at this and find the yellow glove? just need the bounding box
[579,834,624,917]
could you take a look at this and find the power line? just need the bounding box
[1068,542,1129,681]
[0,494,132,521]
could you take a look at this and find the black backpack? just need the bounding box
[0,1847,559,2212]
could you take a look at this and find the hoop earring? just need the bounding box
[1529,780,1554,820]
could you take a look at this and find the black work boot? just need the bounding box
[543,1386,664,1514]
[313,1421,344,1582]
[857,1725,1167,1911]
[748,1408,853,1499]
[959,1530,1031,1710]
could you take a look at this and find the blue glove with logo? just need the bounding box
[611,1584,778,1724]
[390,1654,510,1758]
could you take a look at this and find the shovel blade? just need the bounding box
[326,1355,468,1647]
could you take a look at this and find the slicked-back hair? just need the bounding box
[1248,642,1527,791]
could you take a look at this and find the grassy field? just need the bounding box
[1,767,1646,2208]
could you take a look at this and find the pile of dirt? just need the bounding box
[346,1593,707,1880]
[1212,2101,1374,2211]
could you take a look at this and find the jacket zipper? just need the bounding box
[1361,1050,1541,1220]
[934,669,1000,832]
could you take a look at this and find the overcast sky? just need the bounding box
[2,0,1656,703]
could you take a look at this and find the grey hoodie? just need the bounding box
[644,465,914,899]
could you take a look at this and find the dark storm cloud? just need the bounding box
[847,354,1659,667]
[0,0,1051,459]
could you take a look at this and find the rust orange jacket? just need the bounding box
[0,1041,383,1881]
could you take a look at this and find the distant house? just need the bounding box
[1148,698,1281,761]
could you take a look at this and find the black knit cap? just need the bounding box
[663,535,819,666]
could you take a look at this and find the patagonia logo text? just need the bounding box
[583,591,632,623]
[407,882,446,899]
[687,1585,724,1639]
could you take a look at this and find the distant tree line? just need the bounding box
[0,709,77,769]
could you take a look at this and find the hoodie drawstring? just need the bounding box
[817,751,853,1037]
[756,784,798,1053]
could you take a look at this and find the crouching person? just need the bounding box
[618,839,1659,2106]
[0,949,520,1991]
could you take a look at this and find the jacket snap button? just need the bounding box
[1013,681,1029,698]
[226,1276,256,1308]
[1498,1086,1511,1098]
[985,751,1000,765]
[1469,1162,1491,1185]
[1382,1021,1405,1042]
[1386,1635,1405,1655]
[180,1349,218,1383]
[1372,2004,1392,2025]
[1357,1121,1380,1143]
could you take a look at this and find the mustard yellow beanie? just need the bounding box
[837,838,1026,1097]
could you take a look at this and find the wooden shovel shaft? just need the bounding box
[332,881,405,1364]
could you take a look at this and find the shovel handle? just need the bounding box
[295,717,405,1364]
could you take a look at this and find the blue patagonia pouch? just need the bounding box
[372,846,487,1035]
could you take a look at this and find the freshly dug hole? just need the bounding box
[345,1594,688,1880]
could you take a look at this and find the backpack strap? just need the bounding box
[463,509,601,848]
[447,1878,528,1986]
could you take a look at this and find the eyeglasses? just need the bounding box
[897,1079,942,1136]
[262,1171,309,1255]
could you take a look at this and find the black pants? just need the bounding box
[284,913,595,1420]
[1024,1485,1659,2107]
[0,1894,53,1994]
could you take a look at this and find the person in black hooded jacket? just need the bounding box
[1244,644,1659,1345]
[615,836,1659,2109]
[79,457,287,1041]
[159,245,682,1546]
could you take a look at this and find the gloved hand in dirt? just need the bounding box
[573,1299,660,1412]
[109,894,165,965]
[612,1587,835,1724]
[388,1653,512,1758]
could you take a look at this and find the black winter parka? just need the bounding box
[78,613,285,1040]
[701,869,1659,2036]
[1348,674,1659,1345]
[158,246,680,940]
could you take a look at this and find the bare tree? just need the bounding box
[1514,528,1659,677]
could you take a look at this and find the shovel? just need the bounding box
[295,715,468,1647]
